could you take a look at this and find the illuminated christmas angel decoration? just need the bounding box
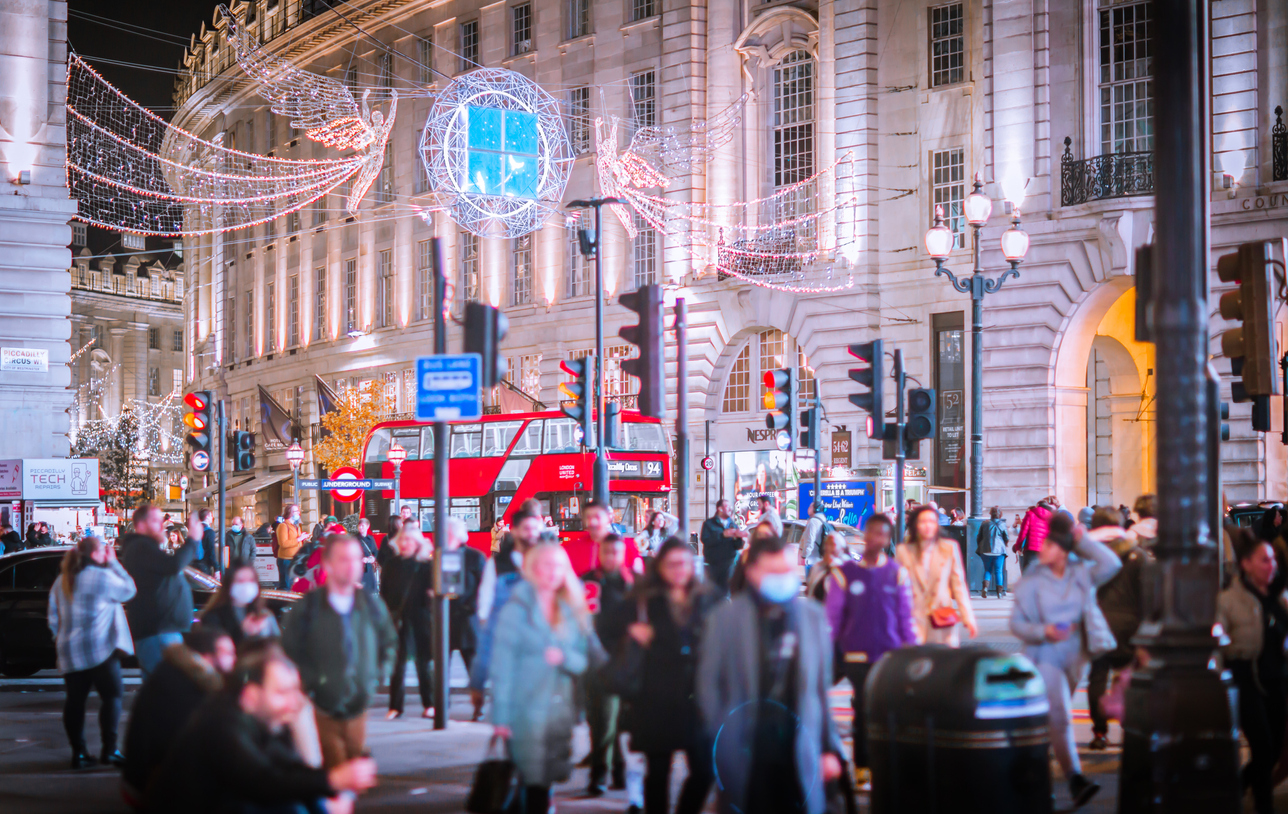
[594,114,858,293]
[624,91,752,177]
[420,68,573,238]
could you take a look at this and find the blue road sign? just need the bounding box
[416,354,483,421]
[295,478,395,491]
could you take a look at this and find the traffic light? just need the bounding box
[903,388,937,459]
[763,368,797,450]
[464,302,510,389]
[559,355,596,447]
[183,390,213,471]
[799,403,821,452]
[232,431,256,472]
[848,340,885,439]
[1217,239,1282,432]
[618,284,665,419]
[1217,400,1230,443]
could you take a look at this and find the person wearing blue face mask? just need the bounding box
[697,530,845,814]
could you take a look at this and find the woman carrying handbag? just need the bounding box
[608,536,718,814]
[895,506,977,645]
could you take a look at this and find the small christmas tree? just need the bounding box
[70,406,157,510]
[313,380,392,473]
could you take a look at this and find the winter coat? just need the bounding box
[700,515,743,569]
[274,521,304,560]
[199,526,219,573]
[696,593,844,814]
[48,560,136,673]
[825,556,918,661]
[614,587,719,753]
[1017,505,1052,553]
[449,546,486,653]
[489,581,596,786]
[356,533,379,593]
[0,529,21,553]
[148,692,333,814]
[122,642,223,797]
[280,587,397,720]
[895,538,976,646]
[1088,526,1149,647]
[119,531,199,639]
[975,519,1009,558]
[225,528,254,566]
[199,601,281,648]
[1217,575,1288,663]
[1008,534,1122,672]
[1129,517,1158,550]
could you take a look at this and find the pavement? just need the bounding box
[0,598,1280,812]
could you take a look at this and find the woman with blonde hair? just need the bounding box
[47,535,136,769]
[491,542,598,813]
[895,505,977,645]
[382,528,436,719]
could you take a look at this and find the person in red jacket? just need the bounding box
[1015,501,1053,573]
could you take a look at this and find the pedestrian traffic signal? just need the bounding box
[559,355,596,448]
[618,284,665,419]
[183,390,213,471]
[464,302,509,390]
[905,388,937,443]
[799,404,821,452]
[848,340,885,439]
[232,431,256,472]
[1218,239,1282,432]
[763,368,797,450]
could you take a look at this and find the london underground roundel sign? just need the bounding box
[329,466,364,503]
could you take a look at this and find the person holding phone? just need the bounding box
[1009,514,1121,809]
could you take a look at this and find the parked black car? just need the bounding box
[0,547,298,677]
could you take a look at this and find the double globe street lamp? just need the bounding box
[285,440,305,514]
[923,177,1030,523]
[387,441,407,516]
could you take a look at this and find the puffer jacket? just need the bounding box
[1217,575,1288,662]
[1016,505,1052,553]
[1089,525,1149,644]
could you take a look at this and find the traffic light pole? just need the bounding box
[894,351,906,539]
[430,237,450,732]
[675,298,690,540]
[216,399,226,577]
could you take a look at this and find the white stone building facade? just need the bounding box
[172,0,1288,527]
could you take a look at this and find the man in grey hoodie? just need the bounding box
[1009,513,1121,809]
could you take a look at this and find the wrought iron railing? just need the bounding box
[1274,106,1287,183]
[1060,137,1155,206]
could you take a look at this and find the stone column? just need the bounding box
[107,326,127,416]
[125,322,149,405]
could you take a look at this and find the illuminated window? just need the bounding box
[148,328,160,350]
[567,87,591,156]
[460,106,540,199]
[931,147,966,249]
[512,234,533,305]
[512,3,532,55]
[148,367,160,397]
[723,345,751,413]
[314,268,326,339]
[266,281,276,351]
[122,232,146,250]
[798,348,815,412]
[71,222,87,246]
[418,35,434,85]
[630,70,656,134]
[344,259,357,334]
[225,290,235,360]
[244,291,254,357]
[460,20,479,71]
[417,240,433,320]
[773,51,814,189]
[631,211,657,288]
[930,3,965,88]
[517,353,542,398]
[172,368,183,393]
[173,328,184,353]
[1099,0,1153,154]
[566,227,587,297]
[378,250,393,328]
[288,274,300,346]
[460,232,480,304]
[375,142,394,203]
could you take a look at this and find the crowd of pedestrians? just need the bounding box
[36,489,1288,814]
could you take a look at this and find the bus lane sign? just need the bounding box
[416,354,483,421]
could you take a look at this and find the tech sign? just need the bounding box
[0,459,101,502]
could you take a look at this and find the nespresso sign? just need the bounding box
[746,428,777,444]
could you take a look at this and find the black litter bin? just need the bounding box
[866,645,1052,814]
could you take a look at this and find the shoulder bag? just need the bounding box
[466,735,522,814]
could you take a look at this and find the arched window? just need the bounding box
[721,329,815,414]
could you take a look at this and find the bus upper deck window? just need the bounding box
[511,420,543,455]
[482,420,523,456]
[622,421,667,452]
[451,426,482,457]
[364,428,392,462]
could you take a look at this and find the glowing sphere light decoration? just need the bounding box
[420,69,573,238]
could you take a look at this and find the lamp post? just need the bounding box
[387,441,406,517]
[285,440,304,520]
[923,178,1029,523]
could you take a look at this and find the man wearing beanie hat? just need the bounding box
[1009,513,1122,809]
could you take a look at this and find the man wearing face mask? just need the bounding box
[121,626,236,806]
[697,532,845,814]
[225,516,254,568]
[468,504,544,713]
[275,504,304,591]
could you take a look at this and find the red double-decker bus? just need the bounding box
[358,410,671,572]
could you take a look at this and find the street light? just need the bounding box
[387,441,407,516]
[285,440,304,517]
[923,181,1028,526]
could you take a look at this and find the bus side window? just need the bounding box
[451,426,482,457]
[511,420,543,456]
[419,426,435,454]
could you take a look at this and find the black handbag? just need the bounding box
[599,599,648,699]
[465,735,521,814]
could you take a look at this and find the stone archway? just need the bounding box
[1053,281,1155,509]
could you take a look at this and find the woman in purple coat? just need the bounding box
[825,513,917,786]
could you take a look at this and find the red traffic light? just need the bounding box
[183,391,209,411]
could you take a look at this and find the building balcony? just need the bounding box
[1060,137,1154,207]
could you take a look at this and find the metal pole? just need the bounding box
[292,466,300,516]
[216,400,227,577]
[813,393,822,508]
[969,235,985,521]
[430,237,450,731]
[1118,0,1238,808]
[704,419,711,520]
[393,463,401,516]
[592,203,609,505]
[676,298,690,539]
[894,351,905,540]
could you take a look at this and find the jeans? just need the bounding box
[63,655,122,756]
[277,558,295,590]
[844,661,874,767]
[508,785,550,814]
[644,746,714,814]
[586,676,625,785]
[134,631,184,678]
[1021,550,1039,573]
[389,612,434,715]
[980,555,1005,593]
